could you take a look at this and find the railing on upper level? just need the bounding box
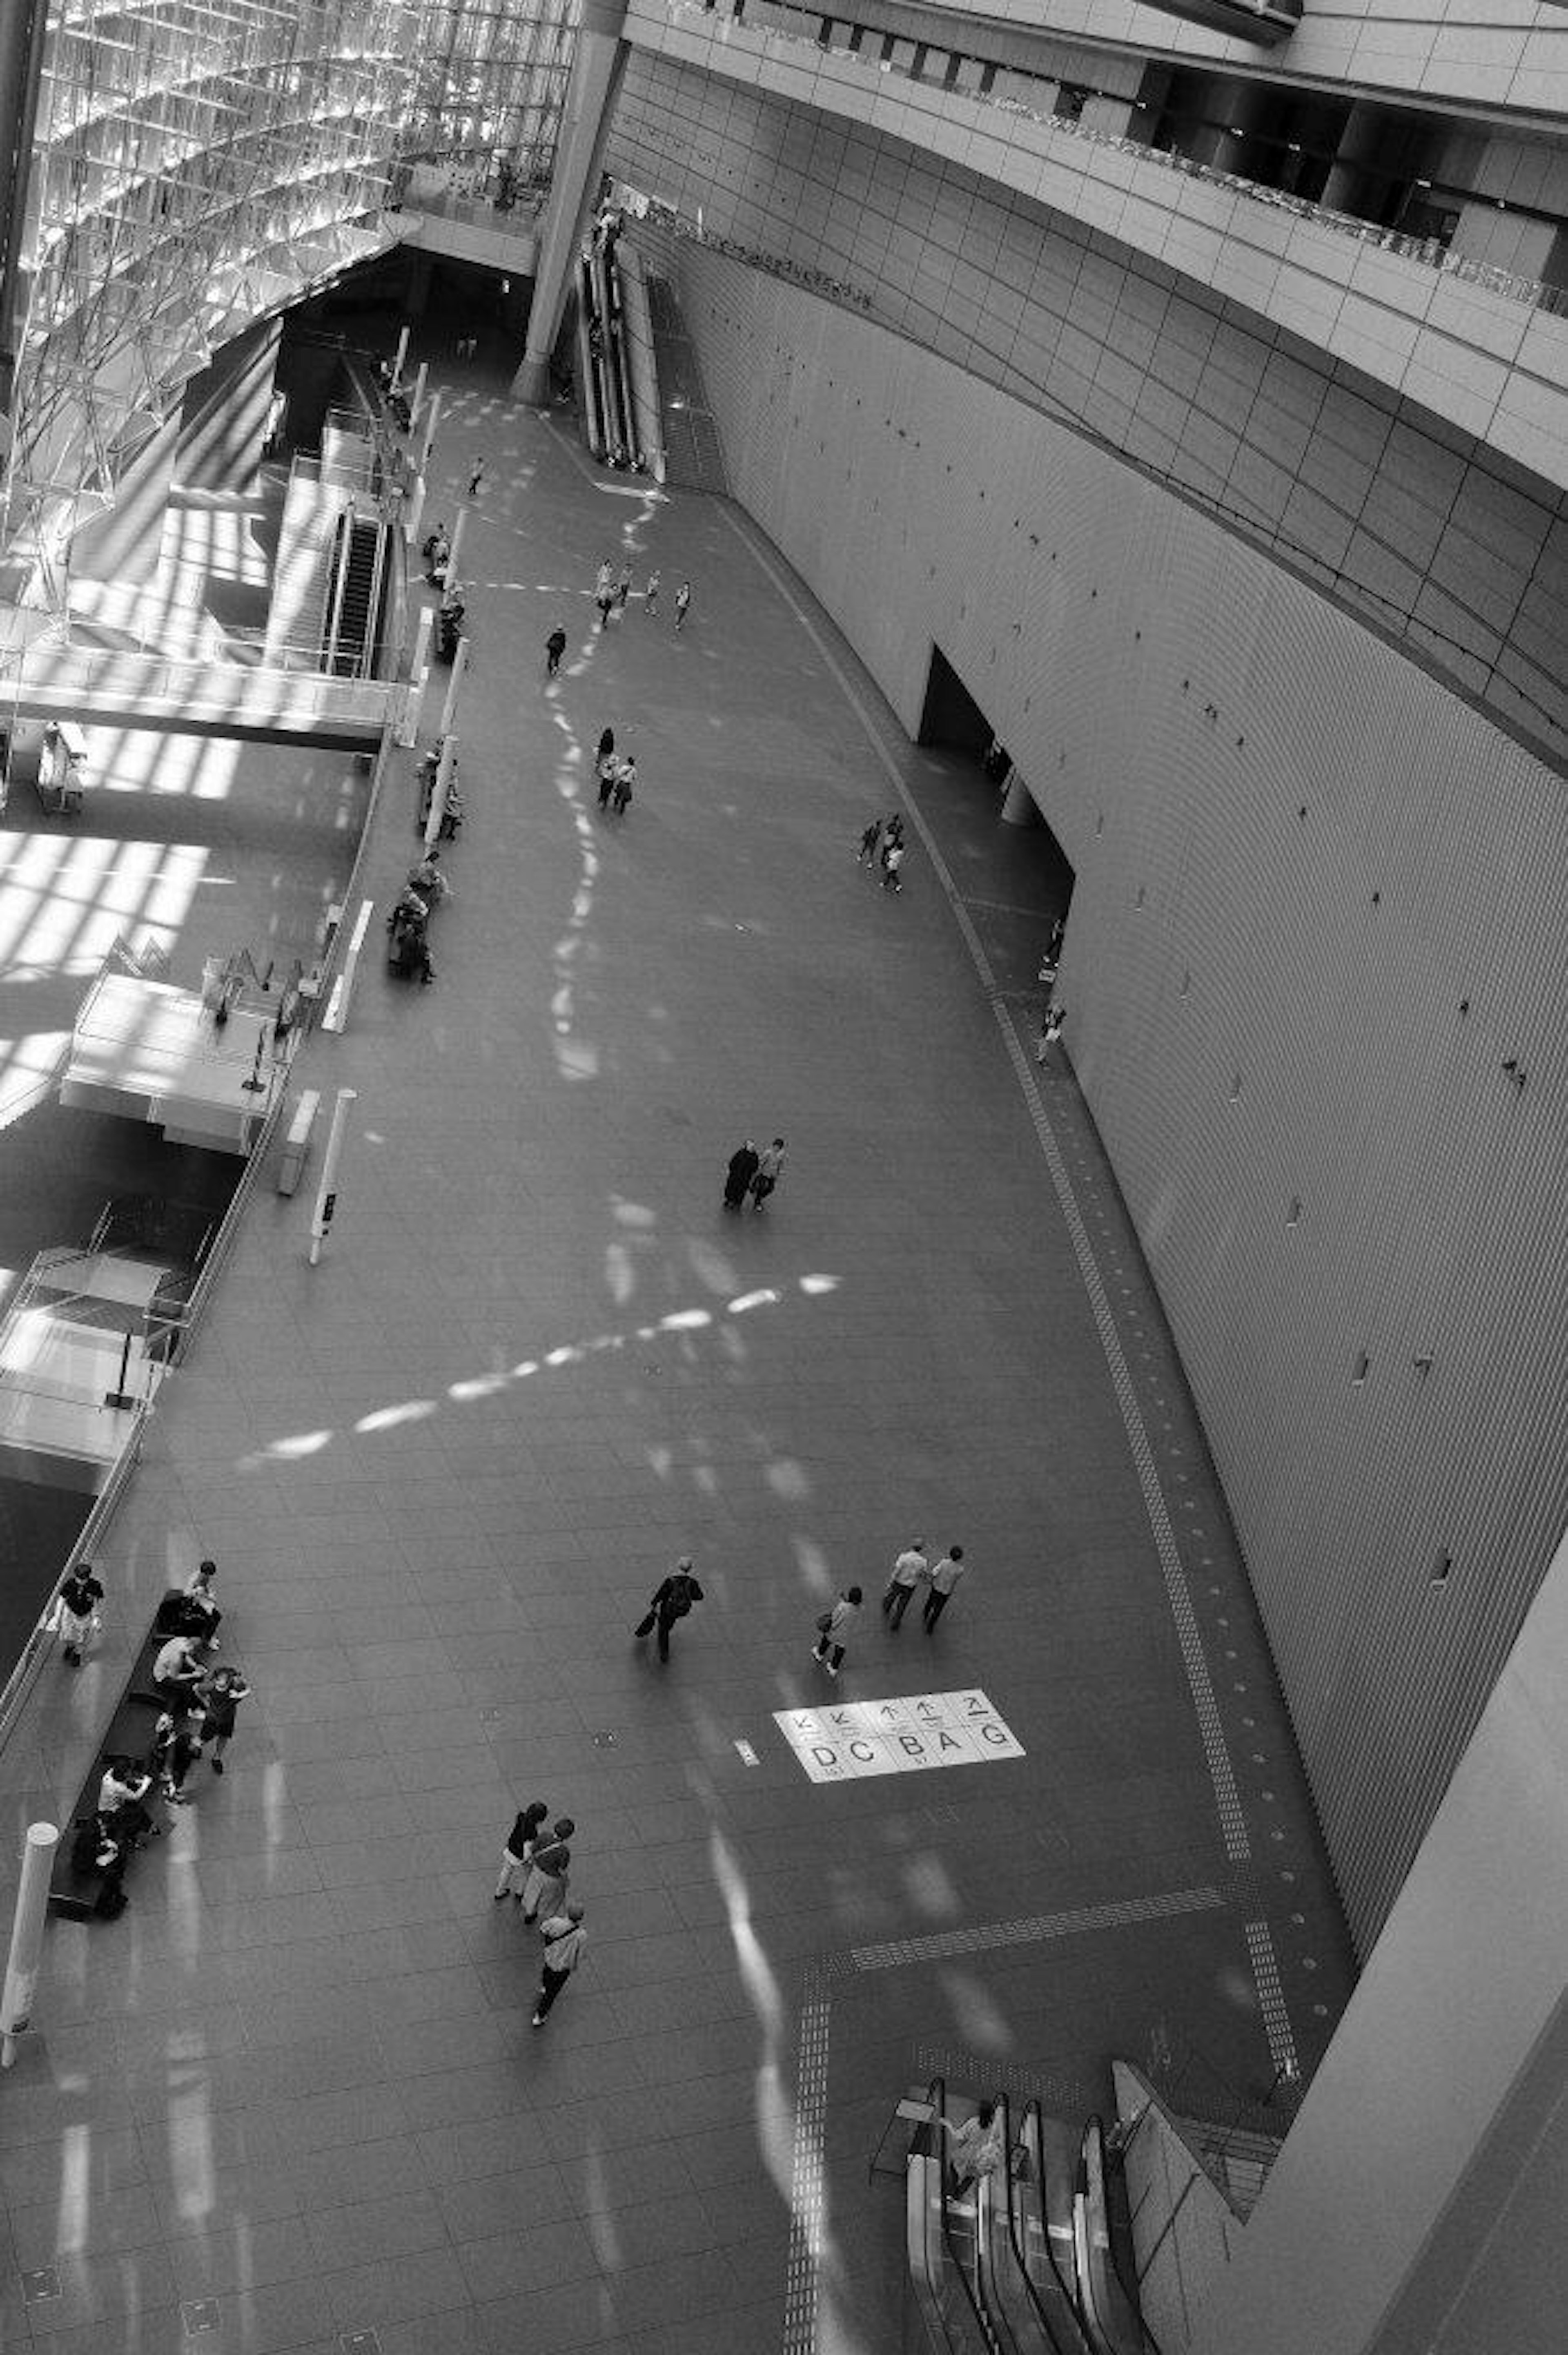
[672,1,1568,323]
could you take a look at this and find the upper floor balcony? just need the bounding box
[628,0,1568,495]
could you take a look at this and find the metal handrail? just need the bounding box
[993,2092,1091,2354]
[322,504,354,675]
[687,2,1568,322]
[922,2076,997,2354]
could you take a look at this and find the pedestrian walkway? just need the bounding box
[0,364,1354,2355]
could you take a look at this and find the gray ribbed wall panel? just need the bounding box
[628,223,1568,1953]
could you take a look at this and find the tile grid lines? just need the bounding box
[847,1884,1226,1974]
[717,498,1252,1871]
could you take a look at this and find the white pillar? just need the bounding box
[2,1824,60,2066]
[445,505,468,590]
[392,324,410,381]
[308,1088,358,1265]
[512,0,630,405]
[398,607,433,747]
[405,472,427,552]
[419,388,443,472]
[409,360,428,423]
[438,634,469,745]
[424,732,457,855]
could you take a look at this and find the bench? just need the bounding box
[48,1594,206,1921]
[276,1088,321,1196]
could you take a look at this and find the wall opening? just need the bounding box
[917,646,1076,940]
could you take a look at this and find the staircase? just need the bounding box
[645,277,729,494]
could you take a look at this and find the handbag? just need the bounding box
[815,1610,833,1633]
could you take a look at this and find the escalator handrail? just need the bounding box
[925,2074,1000,2353]
[993,2091,1092,2355]
[1078,2115,1162,2355]
[1021,2097,1094,2336]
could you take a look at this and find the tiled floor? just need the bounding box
[0,364,1355,2355]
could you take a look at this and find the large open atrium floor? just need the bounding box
[0,377,1355,2355]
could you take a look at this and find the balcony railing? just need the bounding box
[674,2,1568,323]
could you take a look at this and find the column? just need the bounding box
[511,0,630,406]
[1000,771,1039,826]
[1189,1522,1568,2355]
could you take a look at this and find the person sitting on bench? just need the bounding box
[179,1560,222,1642]
[71,1811,131,1916]
[152,1632,206,1702]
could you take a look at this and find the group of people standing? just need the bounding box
[493,1804,587,2024]
[591,560,690,632]
[724,1137,787,1210]
[811,1540,970,1676]
[594,726,636,816]
[858,812,908,892]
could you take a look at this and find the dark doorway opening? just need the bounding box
[917,645,1076,955]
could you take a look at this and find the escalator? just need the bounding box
[907,2076,1001,2353]
[903,2083,1154,2355]
[982,2096,1094,2354]
[331,511,383,678]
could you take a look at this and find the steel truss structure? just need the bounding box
[2,0,581,610]
[406,0,577,194]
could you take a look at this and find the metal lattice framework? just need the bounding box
[405,0,577,192]
[4,0,581,607]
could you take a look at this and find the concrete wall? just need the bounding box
[609,36,1568,762]
[1191,1527,1568,2355]
[635,229,1568,1952]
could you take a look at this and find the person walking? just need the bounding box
[616,562,633,609]
[611,755,635,816]
[49,1561,104,1666]
[674,580,691,632]
[532,1900,588,2026]
[634,1557,704,1662]
[546,627,567,677]
[857,819,881,867]
[597,583,615,629]
[724,1139,759,1209]
[520,1819,574,1922]
[494,1799,549,1901]
[811,1586,862,1677]
[881,837,906,893]
[198,1664,251,1772]
[597,749,618,810]
[881,1541,929,1630]
[467,456,486,500]
[750,1138,786,1209]
[1035,1002,1066,1064]
[922,1546,967,1631]
[645,569,660,616]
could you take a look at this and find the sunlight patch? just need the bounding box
[354,1399,437,1432]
